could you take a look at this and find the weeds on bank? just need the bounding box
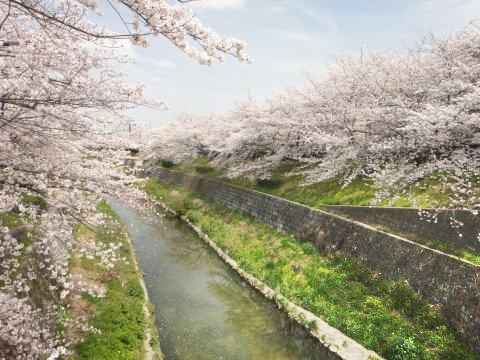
[0,193,48,229]
[374,227,480,266]
[143,178,475,360]
[0,197,153,359]
[71,202,148,360]
[155,157,460,209]
[0,194,46,295]
[155,158,480,264]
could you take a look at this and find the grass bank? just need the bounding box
[1,197,160,359]
[0,194,48,309]
[155,158,480,265]
[156,157,455,208]
[143,178,475,360]
[370,226,480,266]
[69,202,161,360]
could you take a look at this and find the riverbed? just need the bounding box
[112,203,329,360]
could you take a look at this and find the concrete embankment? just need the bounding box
[321,204,480,254]
[144,166,480,353]
[113,201,368,359]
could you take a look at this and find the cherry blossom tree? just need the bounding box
[149,22,480,209]
[0,0,251,358]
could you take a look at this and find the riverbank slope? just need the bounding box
[143,178,475,360]
[69,202,162,359]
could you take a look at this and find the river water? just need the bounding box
[112,203,329,360]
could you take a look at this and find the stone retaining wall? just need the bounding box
[322,205,480,254]
[143,167,480,352]
[151,199,379,360]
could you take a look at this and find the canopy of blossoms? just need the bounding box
[149,23,480,209]
[0,0,251,358]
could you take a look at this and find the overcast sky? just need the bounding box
[98,0,480,128]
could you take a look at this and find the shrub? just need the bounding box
[195,165,214,174]
[160,160,175,169]
[389,337,419,360]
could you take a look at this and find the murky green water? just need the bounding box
[112,203,329,360]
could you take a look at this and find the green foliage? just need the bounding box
[194,165,214,174]
[460,250,480,265]
[159,159,175,169]
[378,229,480,265]
[0,212,21,228]
[76,283,146,360]
[21,194,48,211]
[0,194,48,229]
[251,148,270,160]
[389,282,427,320]
[389,337,419,360]
[72,203,147,360]
[96,200,120,221]
[157,156,226,178]
[163,157,469,209]
[126,278,144,299]
[162,159,379,206]
[171,193,196,215]
[143,178,175,204]
[255,178,283,189]
[157,158,480,263]
[143,180,475,359]
[233,161,378,206]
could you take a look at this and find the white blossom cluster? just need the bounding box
[150,24,480,208]
[1,0,250,358]
[78,240,127,270]
[123,0,253,64]
[0,292,60,359]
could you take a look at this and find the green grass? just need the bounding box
[375,175,456,209]
[422,241,480,265]
[156,156,223,177]
[153,158,480,261]
[155,157,382,207]
[0,195,47,289]
[0,198,156,359]
[143,178,475,360]
[21,193,48,211]
[155,157,462,209]
[154,158,381,206]
[0,212,22,228]
[0,193,48,229]
[71,202,149,360]
[377,228,480,266]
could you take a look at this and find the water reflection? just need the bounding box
[112,203,328,360]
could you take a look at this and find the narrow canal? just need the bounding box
[112,203,330,360]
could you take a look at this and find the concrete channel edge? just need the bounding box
[148,197,383,360]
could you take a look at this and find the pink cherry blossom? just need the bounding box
[0,0,250,357]
[149,23,480,210]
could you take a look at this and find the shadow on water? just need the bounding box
[111,203,332,360]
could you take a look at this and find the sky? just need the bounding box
[97,0,480,128]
